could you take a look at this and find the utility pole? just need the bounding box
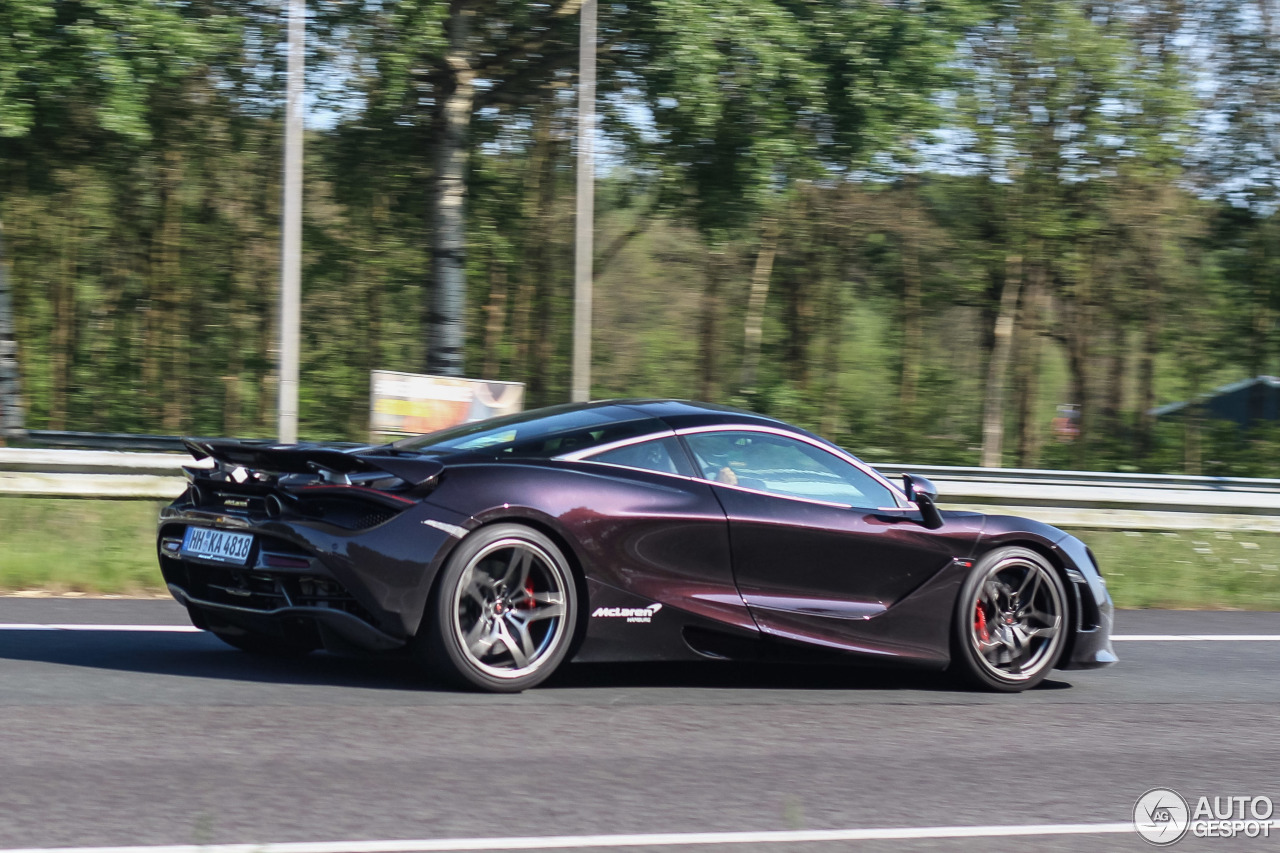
[277,0,304,443]
[571,0,597,403]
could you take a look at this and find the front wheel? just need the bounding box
[413,523,578,692]
[951,547,1068,692]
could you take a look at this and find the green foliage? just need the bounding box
[0,0,228,142]
[1079,528,1280,610]
[0,497,167,594]
[1,0,1279,479]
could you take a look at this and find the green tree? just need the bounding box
[0,0,224,437]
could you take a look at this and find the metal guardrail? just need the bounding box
[22,430,189,452]
[872,464,1280,533]
[0,448,207,500]
[1,445,1279,532]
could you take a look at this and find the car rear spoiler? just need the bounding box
[182,438,445,486]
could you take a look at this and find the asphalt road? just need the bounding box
[1,600,1278,853]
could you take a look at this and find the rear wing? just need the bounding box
[182,438,444,487]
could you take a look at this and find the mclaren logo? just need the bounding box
[592,603,663,623]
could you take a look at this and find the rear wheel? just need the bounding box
[951,547,1067,692]
[414,523,577,692]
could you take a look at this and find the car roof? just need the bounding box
[389,399,822,460]
[612,399,799,432]
[491,397,804,433]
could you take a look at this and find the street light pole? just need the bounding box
[571,0,596,403]
[277,0,304,443]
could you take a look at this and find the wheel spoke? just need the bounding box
[1008,622,1032,654]
[526,592,565,622]
[1027,623,1059,640]
[1016,567,1042,602]
[496,619,530,668]
[464,616,499,658]
[1025,605,1054,625]
[462,576,488,608]
[983,579,1006,610]
[977,636,1003,661]
[501,548,533,589]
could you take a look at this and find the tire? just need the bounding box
[413,523,578,693]
[951,546,1068,692]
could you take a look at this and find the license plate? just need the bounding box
[181,527,254,565]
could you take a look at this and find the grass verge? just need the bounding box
[0,497,168,595]
[1069,528,1280,610]
[1,497,1278,607]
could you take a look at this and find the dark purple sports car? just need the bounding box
[158,399,1116,692]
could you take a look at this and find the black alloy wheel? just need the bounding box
[952,546,1067,692]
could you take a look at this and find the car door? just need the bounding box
[562,434,754,635]
[680,428,959,651]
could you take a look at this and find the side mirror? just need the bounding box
[903,473,944,530]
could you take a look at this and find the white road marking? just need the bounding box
[0,822,1138,853]
[1112,634,1280,641]
[0,624,202,632]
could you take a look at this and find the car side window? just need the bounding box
[683,431,896,508]
[583,436,695,477]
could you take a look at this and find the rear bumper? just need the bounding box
[170,584,405,650]
[157,500,472,649]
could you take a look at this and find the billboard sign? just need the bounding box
[370,371,524,438]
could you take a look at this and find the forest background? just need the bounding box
[3,0,1280,477]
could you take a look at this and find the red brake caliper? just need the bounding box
[975,602,990,643]
[521,581,536,609]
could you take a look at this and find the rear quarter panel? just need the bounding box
[423,461,755,636]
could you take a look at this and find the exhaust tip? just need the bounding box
[265,493,284,519]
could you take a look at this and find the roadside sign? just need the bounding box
[370,371,524,439]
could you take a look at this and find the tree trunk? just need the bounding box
[780,266,806,385]
[161,151,185,434]
[50,216,76,431]
[698,249,723,401]
[739,218,779,394]
[1184,402,1202,475]
[224,266,244,436]
[898,215,924,415]
[821,272,842,438]
[483,264,509,378]
[980,254,1023,468]
[1063,297,1091,470]
[1014,271,1046,467]
[427,1,476,377]
[1103,324,1125,438]
[526,107,559,405]
[1136,275,1161,457]
[0,218,25,439]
